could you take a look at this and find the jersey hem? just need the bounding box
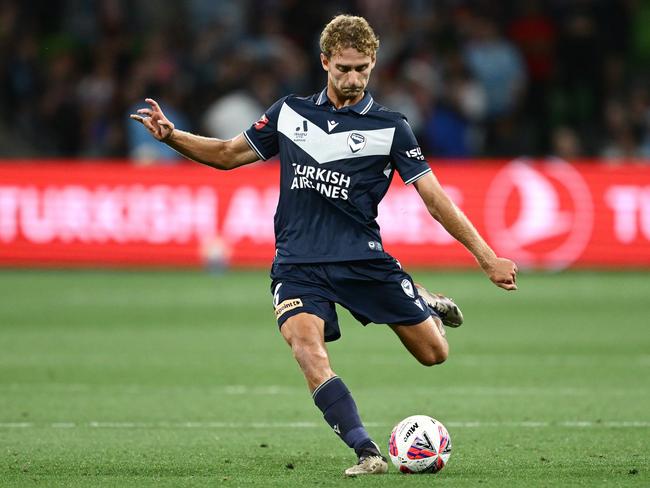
[243,130,268,161]
[274,252,391,264]
[403,167,432,185]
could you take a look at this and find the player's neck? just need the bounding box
[326,86,365,110]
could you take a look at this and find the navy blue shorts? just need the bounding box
[270,258,433,342]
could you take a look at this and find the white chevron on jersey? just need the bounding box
[277,103,395,164]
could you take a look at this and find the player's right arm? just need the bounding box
[129,98,259,170]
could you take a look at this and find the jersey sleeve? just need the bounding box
[390,117,432,185]
[243,96,288,161]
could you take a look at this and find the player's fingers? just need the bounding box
[137,108,153,116]
[499,282,517,291]
[129,114,145,124]
[493,275,517,290]
[141,117,157,133]
[145,98,161,112]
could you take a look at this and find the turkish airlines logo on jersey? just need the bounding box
[485,160,594,269]
[254,114,269,130]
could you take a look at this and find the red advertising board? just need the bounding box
[0,160,649,269]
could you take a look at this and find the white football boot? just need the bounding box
[344,442,388,476]
[415,284,464,328]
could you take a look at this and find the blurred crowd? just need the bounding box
[1,0,650,162]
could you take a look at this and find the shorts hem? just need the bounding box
[388,311,434,326]
[276,305,326,327]
[276,307,341,342]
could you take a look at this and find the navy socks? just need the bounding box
[312,376,375,455]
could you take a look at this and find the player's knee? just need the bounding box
[283,325,329,369]
[290,339,327,365]
[419,342,448,367]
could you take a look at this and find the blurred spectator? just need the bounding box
[422,50,486,158]
[0,0,648,161]
[550,126,582,161]
[461,13,527,156]
[384,58,441,135]
[600,98,649,162]
[508,0,556,154]
[203,90,264,140]
[462,13,526,119]
[550,1,604,154]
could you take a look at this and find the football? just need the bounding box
[388,415,452,474]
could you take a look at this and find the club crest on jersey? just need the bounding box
[347,132,366,153]
[401,279,415,298]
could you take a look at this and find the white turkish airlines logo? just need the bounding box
[485,160,594,269]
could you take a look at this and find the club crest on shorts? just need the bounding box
[347,132,366,153]
[401,279,415,298]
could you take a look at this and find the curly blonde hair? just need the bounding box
[319,15,379,59]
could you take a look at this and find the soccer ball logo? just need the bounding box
[388,415,452,474]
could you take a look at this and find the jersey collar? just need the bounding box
[315,87,374,115]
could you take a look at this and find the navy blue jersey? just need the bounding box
[244,88,431,264]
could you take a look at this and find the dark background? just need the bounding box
[1,0,649,162]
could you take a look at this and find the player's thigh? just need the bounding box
[280,311,326,347]
[330,259,431,327]
[271,263,342,342]
[390,316,448,366]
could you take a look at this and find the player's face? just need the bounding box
[321,48,376,104]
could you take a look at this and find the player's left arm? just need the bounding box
[413,172,518,291]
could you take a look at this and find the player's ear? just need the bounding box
[320,53,330,72]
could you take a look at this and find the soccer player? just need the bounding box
[131,14,517,476]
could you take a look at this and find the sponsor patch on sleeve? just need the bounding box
[274,298,303,319]
[254,113,269,130]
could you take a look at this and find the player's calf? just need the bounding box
[281,313,334,390]
[390,317,448,367]
[417,330,448,366]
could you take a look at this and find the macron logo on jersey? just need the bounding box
[327,120,339,132]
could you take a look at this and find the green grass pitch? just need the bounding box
[0,269,648,487]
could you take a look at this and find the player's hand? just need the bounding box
[129,98,175,141]
[483,257,518,291]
